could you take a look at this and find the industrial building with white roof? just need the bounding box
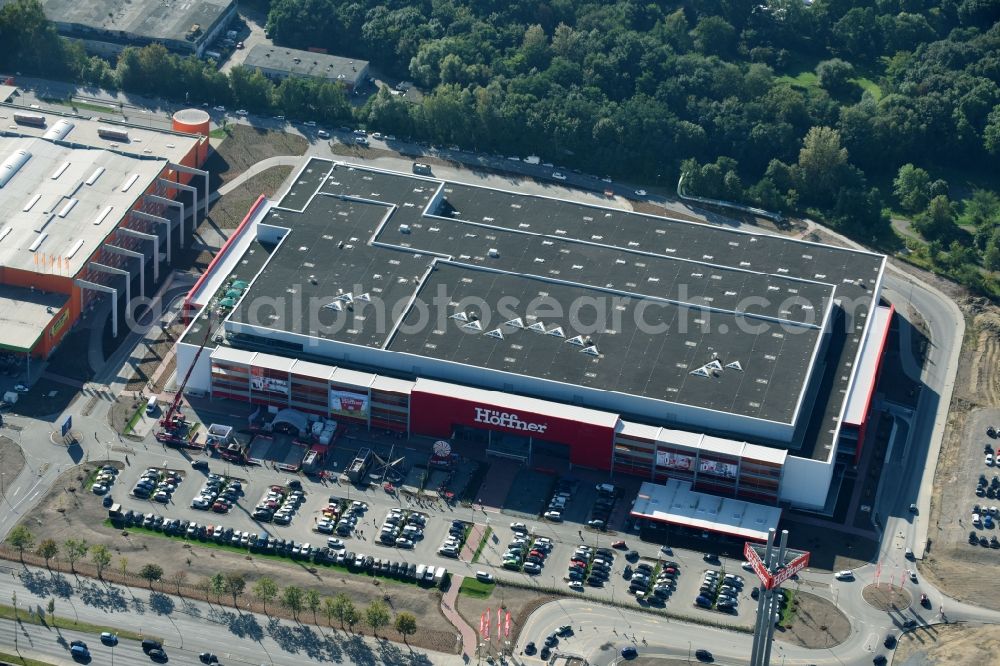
[0,101,209,359]
[176,158,893,521]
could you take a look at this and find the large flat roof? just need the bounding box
[630,479,782,542]
[0,136,164,274]
[0,103,202,165]
[224,159,884,456]
[14,0,235,49]
[244,45,369,86]
[0,285,67,352]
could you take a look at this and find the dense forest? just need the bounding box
[2,0,999,293]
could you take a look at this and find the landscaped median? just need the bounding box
[0,600,152,642]
[471,527,493,563]
[0,650,57,666]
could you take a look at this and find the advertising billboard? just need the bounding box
[330,389,369,418]
[699,458,738,478]
[655,450,694,471]
[250,368,288,395]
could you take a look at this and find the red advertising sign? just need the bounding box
[771,550,810,588]
[743,541,773,588]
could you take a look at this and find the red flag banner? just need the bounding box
[484,608,491,640]
[504,611,511,638]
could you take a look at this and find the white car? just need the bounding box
[634,189,647,196]
[834,570,854,581]
[552,172,567,180]
[14,383,28,392]
[568,580,584,591]
[212,105,225,111]
[304,120,317,127]
[601,176,613,183]
[235,109,248,116]
[395,538,414,549]
[510,522,527,532]
[317,129,330,139]
[91,484,109,495]
[543,510,563,521]
[988,454,994,466]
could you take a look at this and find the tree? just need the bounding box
[306,589,321,622]
[913,195,960,241]
[796,126,851,206]
[343,600,360,632]
[224,573,246,606]
[281,585,304,620]
[691,16,736,57]
[46,598,55,623]
[169,570,187,594]
[210,573,226,602]
[395,612,417,644]
[7,525,34,561]
[35,539,58,568]
[139,563,163,588]
[984,228,1000,271]
[365,599,391,637]
[253,577,278,613]
[90,545,111,579]
[63,539,88,573]
[323,596,337,627]
[815,59,855,96]
[118,557,128,580]
[893,164,932,213]
[331,592,355,629]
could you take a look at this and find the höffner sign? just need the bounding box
[473,408,548,434]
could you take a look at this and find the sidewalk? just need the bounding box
[440,574,478,660]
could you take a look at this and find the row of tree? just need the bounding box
[5,526,417,639]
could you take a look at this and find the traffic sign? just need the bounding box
[60,415,72,438]
[743,541,773,588]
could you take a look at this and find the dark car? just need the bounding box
[524,642,536,655]
[695,649,713,662]
[540,646,551,660]
[621,646,638,659]
[884,634,896,649]
[544,634,558,647]
[192,460,209,470]
[199,654,218,664]
[141,639,162,653]
[149,648,168,662]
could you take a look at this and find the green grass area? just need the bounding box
[40,96,120,115]
[776,70,819,90]
[458,577,495,599]
[209,126,232,139]
[0,650,56,666]
[778,589,797,628]
[471,526,492,564]
[853,77,882,101]
[123,405,144,435]
[0,601,151,642]
[205,165,294,229]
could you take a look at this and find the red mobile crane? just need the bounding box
[155,326,211,447]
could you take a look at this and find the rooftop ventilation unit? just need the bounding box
[581,345,599,356]
[57,198,78,218]
[0,149,32,188]
[527,322,546,333]
[487,247,499,258]
[355,292,371,302]
[689,366,710,378]
[725,361,743,372]
[503,317,524,329]
[399,224,411,233]
[484,328,504,340]
[462,320,483,332]
[50,161,70,180]
[66,239,85,259]
[546,326,565,338]
[0,226,11,243]
[566,335,586,346]
[42,119,75,141]
[120,173,140,192]
[22,193,41,212]
[97,126,129,142]
[322,301,343,312]
[92,205,114,226]
[28,233,47,252]
[12,112,45,127]
[449,312,469,322]
[85,166,105,185]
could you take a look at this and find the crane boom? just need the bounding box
[158,322,212,436]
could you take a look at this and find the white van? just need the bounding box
[415,564,427,580]
[596,483,616,495]
[146,395,158,416]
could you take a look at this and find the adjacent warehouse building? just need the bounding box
[0,102,209,361]
[243,45,370,91]
[4,0,237,57]
[176,158,891,514]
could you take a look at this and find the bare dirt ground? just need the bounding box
[862,584,913,612]
[894,622,1000,664]
[0,436,25,490]
[455,584,557,647]
[921,295,1000,610]
[774,591,850,649]
[7,463,459,652]
[205,125,307,188]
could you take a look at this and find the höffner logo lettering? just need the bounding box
[473,407,547,434]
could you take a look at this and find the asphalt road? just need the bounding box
[0,561,459,666]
